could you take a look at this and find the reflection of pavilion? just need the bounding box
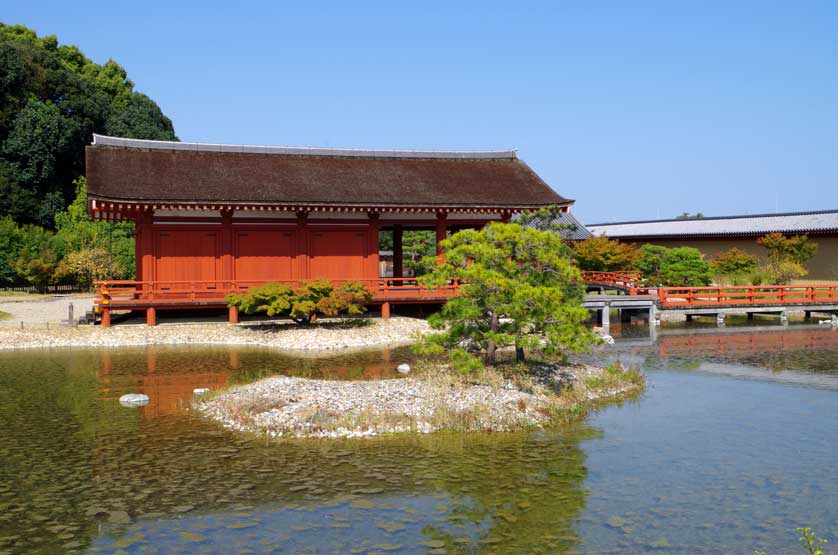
[96,347,407,418]
[98,349,231,418]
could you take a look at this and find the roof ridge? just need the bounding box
[588,209,838,227]
[91,134,518,160]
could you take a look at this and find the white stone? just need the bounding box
[601,334,615,345]
[119,393,149,407]
[396,363,411,374]
[193,388,211,395]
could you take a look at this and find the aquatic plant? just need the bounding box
[755,527,829,555]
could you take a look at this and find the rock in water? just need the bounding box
[396,363,411,374]
[601,335,615,345]
[193,388,211,395]
[119,393,149,407]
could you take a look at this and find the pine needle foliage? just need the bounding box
[417,222,597,372]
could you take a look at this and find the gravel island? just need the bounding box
[194,361,644,439]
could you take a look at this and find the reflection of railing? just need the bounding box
[657,285,838,307]
[581,271,641,289]
[95,277,460,308]
[658,328,838,358]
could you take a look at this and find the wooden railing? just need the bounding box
[95,277,460,307]
[657,285,838,307]
[581,271,641,288]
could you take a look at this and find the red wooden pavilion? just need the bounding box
[86,135,572,326]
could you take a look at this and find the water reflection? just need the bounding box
[0,348,594,554]
[0,323,836,554]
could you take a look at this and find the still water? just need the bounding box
[0,324,835,554]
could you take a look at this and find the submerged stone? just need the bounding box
[119,394,149,407]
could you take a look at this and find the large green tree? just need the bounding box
[0,23,176,226]
[419,222,596,370]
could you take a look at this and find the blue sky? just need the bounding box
[6,1,837,223]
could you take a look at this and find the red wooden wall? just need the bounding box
[140,220,377,285]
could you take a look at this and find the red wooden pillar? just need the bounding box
[393,225,403,278]
[228,305,239,324]
[368,212,381,280]
[296,211,309,279]
[146,307,157,326]
[220,209,234,287]
[101,308,111,328]
[436,212,447,266]
[500,211,511,223]
[381,301,391,320]
[138,209,154,293]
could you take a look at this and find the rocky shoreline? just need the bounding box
[0,317,430,351]
[193,362,644,439]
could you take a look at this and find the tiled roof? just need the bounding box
[588,210,838,238]
[86,135,570,210]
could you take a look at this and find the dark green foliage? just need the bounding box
[636,244,669,284]
[227,279,372,325]
[676,212,704,219]
[0,23,176,226]
[659,247,713,286]
[418,222,596,372]
[403,230,437,276]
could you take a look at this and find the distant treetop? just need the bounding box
[0,22,177,226]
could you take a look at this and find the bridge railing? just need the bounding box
[658,285,838,307]
[581,271,641,288]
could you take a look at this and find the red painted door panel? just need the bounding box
[308,230,368,281]
[235,230,295,282]
[155,230,218,284]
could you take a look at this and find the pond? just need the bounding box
[0,324,835,554]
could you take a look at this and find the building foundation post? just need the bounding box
[381,302,391,320]
[228,305,239,324]
[146,307,157,327]
[101,308,111,328]
[716,313,725,327]
[601,305,611,335]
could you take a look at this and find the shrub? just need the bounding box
[757,233,818,265]
[53,247,126,291]
[636,244,669,284]
[764,258,807,285]
[572,236,639,271]
[712,247,759,276]
[226,279,372,325]
[659,247,713,286]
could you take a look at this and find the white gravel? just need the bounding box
[194,362,643,439]
[195,375,555,439]
[0,316,430,351]
[0,295,95,325]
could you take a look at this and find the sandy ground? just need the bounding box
[0,295,95,325]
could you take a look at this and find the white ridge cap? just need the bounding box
[92,134,518,160]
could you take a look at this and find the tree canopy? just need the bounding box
[0,23,176,226]
[418,222,596,371]
[572,235,639,272]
